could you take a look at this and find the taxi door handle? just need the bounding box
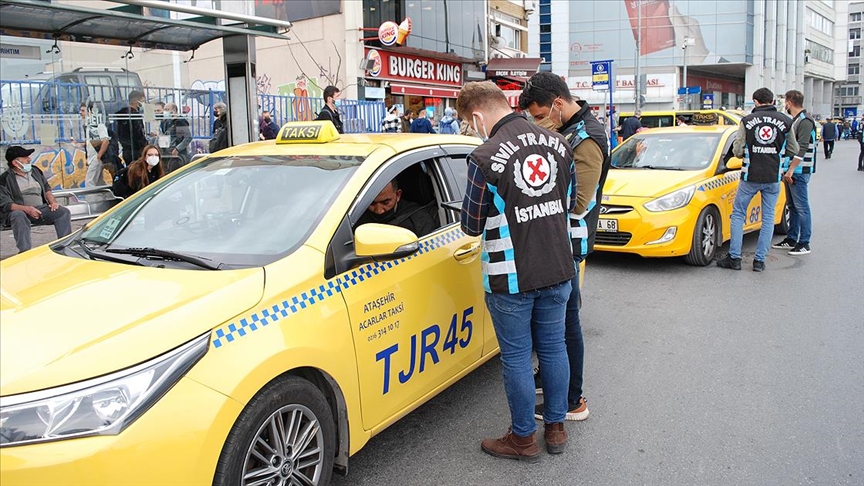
[454,242,480,261]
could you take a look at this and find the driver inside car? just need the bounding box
[355,179,437,237]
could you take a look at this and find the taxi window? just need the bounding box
[635,115,675,128]
[78,155,362,268]
[612,133,721,170]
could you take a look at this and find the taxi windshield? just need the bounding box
[77,155,362,268]
[612,133,721,171]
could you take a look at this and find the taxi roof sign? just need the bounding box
[276,121,340,144]
[690,112,720,126]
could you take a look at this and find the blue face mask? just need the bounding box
[20,162,32,173]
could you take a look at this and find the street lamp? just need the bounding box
[682,36,695,109]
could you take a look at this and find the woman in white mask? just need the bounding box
[123,144,165,195]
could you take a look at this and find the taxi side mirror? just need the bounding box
[725,157,743,171]
[354,223,419,259]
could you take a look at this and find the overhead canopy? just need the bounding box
[0,0,292,52]
[485,57,542,82]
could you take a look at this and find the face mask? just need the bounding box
[20,163,32,173]
[370,202,397,222]
[535,117,559,131]
[263,117,271,123]
[472,113,489,142]
[146,156,160,167]
[537,101,564,131]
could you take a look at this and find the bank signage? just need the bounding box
[364,49,462,87]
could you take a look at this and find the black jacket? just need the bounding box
[0,167,51,225]
[115,106,147,161]
[735,105,794,183]
[356,200,436,237]
[316,105,344,133]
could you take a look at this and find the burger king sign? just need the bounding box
[378,21,399,47]
[366,49,383,77]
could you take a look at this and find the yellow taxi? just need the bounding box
[619,109,742,129]
[595,123,789,265]
[0,122,506,485]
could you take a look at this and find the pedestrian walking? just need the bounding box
[772,90,816,256]
[438,108,460,134]
[316,86,344,134]
[81,102,109,187]
[858,126,864,171]
[821,119,838,159]
[519,72,613,424]
[717,88,799,272]
[381,106,401,133]
[457,81,576,461]
[409,109,435,133]
[617,111,642,141]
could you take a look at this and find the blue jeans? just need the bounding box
[485,281,571,436]
[785,173,811,245]
[565,258,584,408]
[730,180,780,262]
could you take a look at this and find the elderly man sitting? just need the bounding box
[0,146,72,254]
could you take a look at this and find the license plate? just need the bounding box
[597,219,618,232]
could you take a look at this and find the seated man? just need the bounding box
[1,146,72,253]
[356,179,436,237]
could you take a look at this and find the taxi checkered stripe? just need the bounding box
[212,227,465,348]
[698,172,740,192]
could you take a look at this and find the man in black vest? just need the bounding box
[458,81,576,461]
[519,72,612,424]
[718,87,799,272]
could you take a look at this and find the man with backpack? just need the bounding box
[438,107,460,134]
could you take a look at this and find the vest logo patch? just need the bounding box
[514,152,557,197]
[757,125,777,145]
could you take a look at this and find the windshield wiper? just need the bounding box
[639,165,685,170]
[74,239,144,265]
[105,247,222,270]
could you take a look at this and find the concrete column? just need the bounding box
[222,35,258,146]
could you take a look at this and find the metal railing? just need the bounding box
[1,80,387,146]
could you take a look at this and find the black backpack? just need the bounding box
[111,166,133,199]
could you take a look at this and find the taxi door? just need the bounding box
[331,148,485,430]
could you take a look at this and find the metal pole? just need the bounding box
[683,45,688,110]
[635,2,641,111]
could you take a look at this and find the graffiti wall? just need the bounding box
[1,143,110,190]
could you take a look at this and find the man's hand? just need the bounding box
[171,148,179,156]
[23,206,42,219]
[783,171,795,184]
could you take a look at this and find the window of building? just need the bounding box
[539,0,551,65]
[806,40,834,63]
[852,45,861,58]
[494,23,521,50]
[839,86,860,96]
[850,64,861,75]
[852,12,862,22]
[806,8,834,36]
[852,29,862,40]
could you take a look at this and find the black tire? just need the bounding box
[685,207,720,266]
[774,200,790,235]
[213,375,335,486]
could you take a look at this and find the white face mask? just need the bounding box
[472,112,489,142]
[146,155,160,167]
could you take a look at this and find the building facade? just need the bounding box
[838,2,863,118]
[803,0,848,119]
[528,0,809,114]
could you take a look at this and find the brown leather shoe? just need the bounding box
[481,429,540,462]
[544,422,567,454]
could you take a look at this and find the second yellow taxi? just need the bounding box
[595,124,789,265]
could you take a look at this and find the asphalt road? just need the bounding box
[333,140,864,486]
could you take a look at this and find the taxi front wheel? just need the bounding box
[685,207,720,266]
[213,375,336,486]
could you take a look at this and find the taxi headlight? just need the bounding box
[0,333,209,448]
[643,185,696,212]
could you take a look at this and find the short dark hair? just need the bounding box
[784,90,804,108]
[518,72,572,110]
[128,90,145,102]
[752,88,774,105]
[456,81,510,115]
[323,86,340,102]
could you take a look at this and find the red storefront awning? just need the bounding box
[389,83,461,98]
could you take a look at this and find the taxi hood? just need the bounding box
[0,247,264,396]
[603,168,708,198]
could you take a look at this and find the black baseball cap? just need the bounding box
[5,146,35,163]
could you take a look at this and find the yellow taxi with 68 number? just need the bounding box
[595,120,789,265]
[0,121,519,485]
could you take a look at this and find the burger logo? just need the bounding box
[367,49,382,77]
[378,21,399,47]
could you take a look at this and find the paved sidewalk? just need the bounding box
[1,219,93,260]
